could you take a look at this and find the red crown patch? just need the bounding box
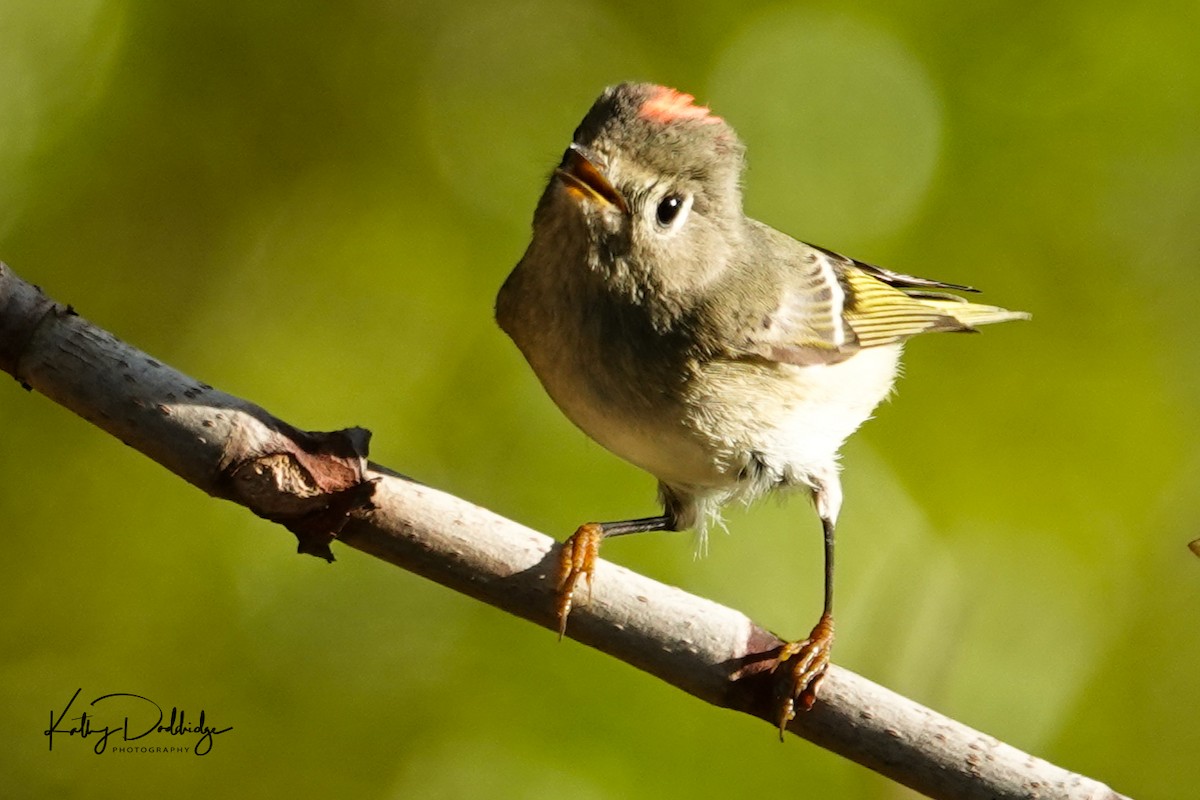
[638,86,722,125]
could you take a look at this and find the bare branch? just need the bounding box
[0,262,1129,800]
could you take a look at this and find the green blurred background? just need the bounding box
[2,0,1198,797]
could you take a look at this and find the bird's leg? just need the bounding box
[773,478,841,738]
[556,514,675,638]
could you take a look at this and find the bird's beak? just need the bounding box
[556,143,628,214]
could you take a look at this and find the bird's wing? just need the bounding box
[738,242,1028,365]
[735,244,852,365]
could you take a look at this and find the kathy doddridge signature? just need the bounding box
[45,688,233,755]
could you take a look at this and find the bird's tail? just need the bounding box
[919,297,1031,330]
[843,265,1030,347]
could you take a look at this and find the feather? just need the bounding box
[841,262,1029,348]
[734,238,1029,362]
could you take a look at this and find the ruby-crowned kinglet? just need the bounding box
[495,82,1028,735]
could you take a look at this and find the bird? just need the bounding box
[495,81,1028,736]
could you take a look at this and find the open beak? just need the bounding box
[555,143,628,214]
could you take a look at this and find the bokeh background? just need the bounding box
[2,0,1198,797]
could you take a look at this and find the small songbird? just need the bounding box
[495,82,1028,736]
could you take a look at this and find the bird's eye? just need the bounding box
[654,192,692,231]
[656,195,682,225]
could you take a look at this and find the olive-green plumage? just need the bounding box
[496,82,1027,728]
[497,82,1026,525]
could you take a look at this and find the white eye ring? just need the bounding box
[652,191,693,233]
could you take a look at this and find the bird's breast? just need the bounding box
[683,345,902,483]
[498,241,902,495]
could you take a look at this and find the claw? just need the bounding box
[555,523,604,639]
[772,613,834,739]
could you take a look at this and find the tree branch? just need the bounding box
[0,262,1128,800]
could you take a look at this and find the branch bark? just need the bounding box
[0,262,1129,800]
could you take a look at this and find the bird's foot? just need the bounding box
[555,523,604,639]
[772,613,835,739]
